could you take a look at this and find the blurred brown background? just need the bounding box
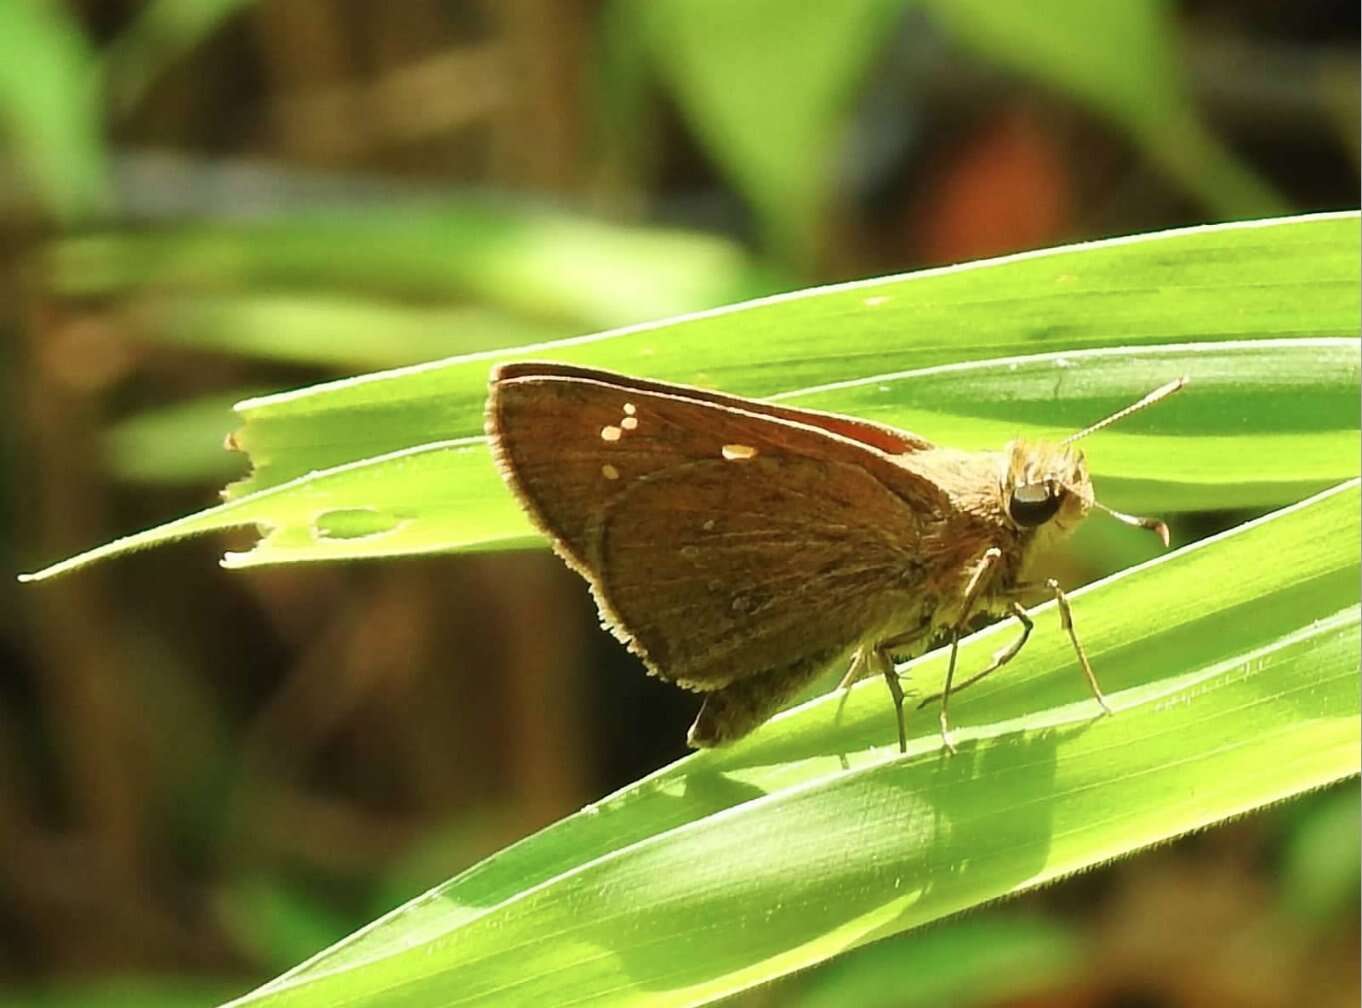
[1,2,1358,1005]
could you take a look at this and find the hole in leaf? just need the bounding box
[313,508,401,540]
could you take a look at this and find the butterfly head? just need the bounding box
[1003,439,1093,535]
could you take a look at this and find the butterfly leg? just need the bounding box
[836,648,870,691]
[934,547,1003,753]
[833,648,869,731]
[1047,578,1113,715]
[932,577,1111,715]
[880,650,907,754]
[831,645,905,750]
[916,600,1032,709]
[875,623,931,753]
[837,621,928,748]
[834,645,907,750]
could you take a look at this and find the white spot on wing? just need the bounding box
[621,416,638,430]
[601,425,622,442]
[722,443,758,461]
[622,402,636,416]
[601,464,620,480]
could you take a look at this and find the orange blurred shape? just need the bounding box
[914,106,1073,265]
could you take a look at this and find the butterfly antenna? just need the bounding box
[1062,377,1188,446]
[1093,501,1171,547]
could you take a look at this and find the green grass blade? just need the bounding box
[218,212,1357,499]
[621,0,907,261]
[101,0,254,114]
[45,201,759,328]
[19,437,530,582]
[21,335,1359,579]
[120,293,574,370]
[0,0,108,221]
[104,389,265,485]
[223,480,1361,1007]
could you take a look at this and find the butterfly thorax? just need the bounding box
[891,438,1092,623]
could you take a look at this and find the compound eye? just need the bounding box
[1009,483,1063,527]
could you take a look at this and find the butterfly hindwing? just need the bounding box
[594,454,931,688]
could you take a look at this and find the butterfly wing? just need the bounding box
[493,362,934,456]
[486,363,948,689]
[594,454,935,687]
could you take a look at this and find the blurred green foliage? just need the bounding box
[0,0,107,220]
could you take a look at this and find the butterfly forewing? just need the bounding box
[492,363,934,457]
[486,363,947,690]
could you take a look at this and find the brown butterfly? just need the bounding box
[486,362,1183,753]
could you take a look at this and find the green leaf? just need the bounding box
[20,213,1360,580]
[101,0,255,115]
[103,390,261,485]
[792,912,1081,1008]
[617,0,906,261]
[25,334,1357,580]
[43,200,761,329]
[0,0,109,221]
[218,875,356,977]
[118,293,572,369]
[8,980,240,1008]
[223,480,1361,1007]
[1278,785,1361,924]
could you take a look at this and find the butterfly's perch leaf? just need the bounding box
[21,214,1361,581]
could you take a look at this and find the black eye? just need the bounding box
[1009,485,1063,527]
